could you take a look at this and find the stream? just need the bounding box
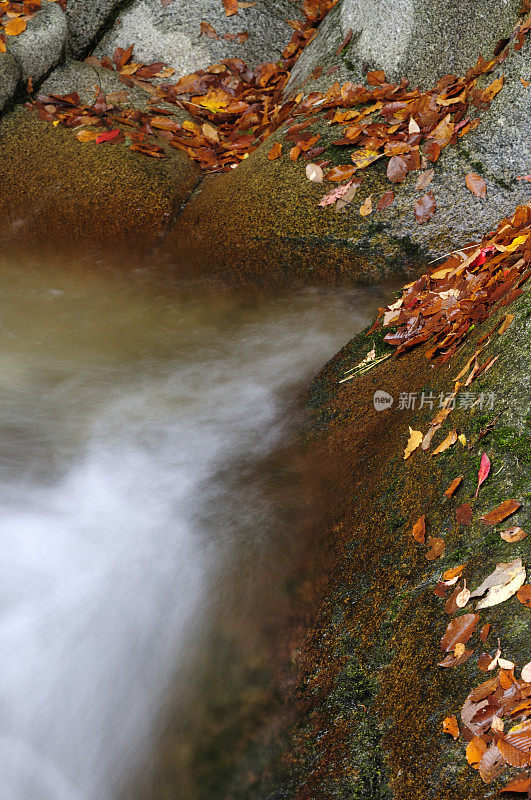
[0,260,391,800]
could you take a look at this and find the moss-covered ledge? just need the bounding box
[257,284,530,799]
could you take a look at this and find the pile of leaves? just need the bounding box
[0,0,66,50]
[375,203,531,363]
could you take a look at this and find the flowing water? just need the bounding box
[0,261,391,800]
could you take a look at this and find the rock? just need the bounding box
[0,60,200,263]
[160,37,530,287]
[0,52,21,112]
[94,0,302,79]
[63,0,125,59]
[5,1,67,83]
[288,0,522,92]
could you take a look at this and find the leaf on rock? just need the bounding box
[414,192,436,223]
[432,429,457,455]
[444,476,463,497]
[443,715,460,740]
[200,21,219,39]
[351,148,382,170]
[481,499,521,525]
[500,526,527,542]
[95,129,124,144]
[426,536,445,561]
[4,18,27,36]
[467,736,487,767]
[522,662,531,682]
[456,503,473,526]
[412,515,426,544]
[359,194,373,216]
[475,452,491,497]
[416,169,434,191]
[75,129,99,142]
[482,75,505,102]
[517,585,531,607]
[501,775,531,794]
[441,613,479,651]
[480,623,491,642]
[306,163,323,182]
[498,314,514,335]
[438,648,473,667]
[498,720,531,767]
[387,155,407,183]
[471,558,526,609]
[478,742,506,783]
[377,190,395,210]
[223,0,239,15]
[466,172,487,199]
[456,582,471,608]
[267,142,282,160]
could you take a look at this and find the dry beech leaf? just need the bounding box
[491,715,504,733]
[443,565,465,581]
[387,155,407,183]
[522,662,531,682]
[456,502,473,526]
[267,142,282,160]
[481,499,521,525]
[480,623,491,642]
[438,648,473,667]
[223,0,239,15]
[414,192,436,223]
[4,17,27,36]
[501,775,531,794]
[516,584,531,607]
[467,736,487,767]
[408,116,420,134]
[442,715,459,740]
[306,163,323,183]
[476,452,491,497]
[426,536,445,561]
[478,742,505,783]
[359,195,373,216]
[498,314,514,335]
[75,129,99,142]
[416,169,434,191]
[465,172,487,199]
[445,584,463,615]
[432,429,457,455]
[412,515,426,544]
[444,475,463,497]
[472,558,527,610]
[377,190,395,210]
[441,613,479,651]
[456,581,470,608]
[497,720,531,768]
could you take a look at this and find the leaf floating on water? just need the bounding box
[471,558,526,609]
[444,475,463,497]
[456,502,473,526]
[465,172,487,199]
[481,499,521,525]
[426,536,445,561]
[412,515,426,544]
[516,585,531,607]
[475,453,491,497]
[442,715,460,739]
[414,192,436,223]
[501,526,527,542]
[441,613,479,651]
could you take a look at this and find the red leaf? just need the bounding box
[475,452,491,497]
[95,129,124,144]
[414,192,436,223]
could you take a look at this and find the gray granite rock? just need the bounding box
[64,0,125,59]
[95,0,302,78]
[288,0,521,93]
[0,52,20,111]
[6,1,67,82]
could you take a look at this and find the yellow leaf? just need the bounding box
[75,129,99,142]
[498,314,514,335]
[404,427,423,459]
[506,235,527,252]
[458,434,466,446]
[432,430,457,455]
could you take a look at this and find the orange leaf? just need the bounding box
[465,172,487,199]
[516,585,531,607]
[412,515,426,544]
[466,736,487,767]
[426,536,445,561]
[267,142,282,160]
[444,476,463,497]
[223,0,239,15]
[4,17,27,36]
[500,526,527,542]
[442,715,459,739]
[359,194,373,216]
[481,499,521,525]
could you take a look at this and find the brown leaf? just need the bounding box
[498,720,531,768]
[442,715,460,740]
[517,585,531,607]
[335,28,353,55]
[387,155,408,183]
[500,775,531,794]
[444,476,463,497]
[500,526,527,542]
[498,314,514,335]
[478,742,506,783]
[426,536,445,561]
[438,648,473,667]
[377,190,395,210]
[482,75,505,102]
[366,69,386,85]
[465,172,487,199]
[223,0,239,15]
[467,736,487,767]
[480,623,491,642]
[200,21,219,39]
[456,503,473,526]
[441,613,479,651]
[414,192,436,223]
[416,169,434,191]
[412,515,426,544]
[267,142,282,160]
[359,195,373,216]
[481,499,521,525]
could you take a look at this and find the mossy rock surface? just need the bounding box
[249,286,531,799]
[0,101,200,264]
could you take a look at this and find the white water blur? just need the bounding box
[0,265,389,799]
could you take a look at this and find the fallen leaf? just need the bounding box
[359,195,373,216]
[351,148,382,170]
[4,18,27,36]
[456,503,473,526]
[481,499,521,525]
[223,0,239,15]
[412,515,426,544]
[456,581,470,608]
[501,775,531,794]
[95,129,124,144]
[465,172,487,199]
[443,565,465,581]
[75,129,99,142]
[491,715,504,733]
[498,314,514,335]
[377,190,395,210]
[267,142,282,160]
[441,613,479,651]
[200,21,219,39]
[438,648,473,667]
[387,155,407,183]
[501,526,527,542]
[480,623,491,642]
[522,662,531,682]
[306,163,323,182]
[414,192,436,223]
[442,715,459,739]
[408,117,420,134]
[467,736,487,767]
[517,585,531,607]
[416,169,434,191]
[498,720,531,768]
[482,75,505,102]
[471,558,526,609]
[478,742,506,783]
[335,28,353,55]
[432,429,457,455]
[426,536,445,560]
[475,452,491,497]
